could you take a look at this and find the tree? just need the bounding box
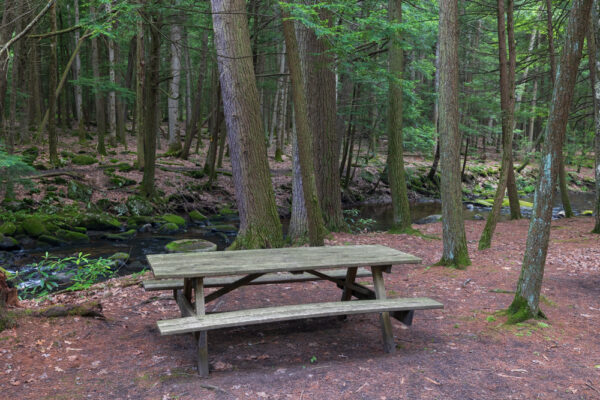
[210,0,283,249]
[479,0,518,250]
[48,1,59,166]
[507,0,593,323]
[73,0,84,141]
[386,0,411,233]
[90,5,107,156]
[281,3,326,246]
[590,0,600,234]
[167,2,183,154]
[437,0,470,268]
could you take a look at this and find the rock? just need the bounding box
[0,235,19,250]
[414,214,442,225]
[165,239,217,253]
[95,199,115,211]
[67,181,93,203]
[161,214,186,228]
[189,210,207,222]
[103,229,136,241]
[22,217,48,237]
[209,224,238,233]
[77,214,121,231]
[38,235,66,246]
[473,214,485,220]
[217,206,237,216]
[56,229,90,244]
[120,260,145,274]
[71,154,97,165]
[557,210,566,218]
[582,210,593,216]
[466,203,474,210]
[126,196,154,217]
[108,252,130,267]
[158,222,180,234]
[0,222,16,236]
[138,223,153,233]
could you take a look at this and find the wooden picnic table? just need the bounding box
[146,244,443,376]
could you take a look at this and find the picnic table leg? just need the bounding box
[194,278,210,377]
[341,267,358,301]
[371,265,396,354]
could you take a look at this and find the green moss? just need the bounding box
[506,295,536,324]
[67,181,93,202]
[104,229,136,240]
[108,252,130,263]
[435,251,471,270]
[77,214,121,230]
[22,217,47,237]
[582,210,593,216]
[117,163,134,172]
[126,196,154,216]
[161,214,185,227]
[71,154,97,165]
[56,229,90,244]
[218,206,236,216]
[0,222,16,236]
[38,235,66,246]
[189,210,207,222]
[0,311,16,333]
[209,224,237,233]
[158,222,180,234]
[165,239,216,253]
[0,235,18,249]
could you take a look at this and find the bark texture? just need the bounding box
[437,0,470,268]
[508,0,593,323]
[590,1,600,233]
[211,0,283,249]
[48,2,58,165]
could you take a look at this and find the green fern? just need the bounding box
[0,143,35,202]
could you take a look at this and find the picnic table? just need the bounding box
[146,244,443,376]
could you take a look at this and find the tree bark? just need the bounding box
[48,2,59,166]
[590,0,600,233]
[167,4,183,154]
[136,10,145,169]
[508,0,593,323]
[386,0,411,232]
[91,5,106,155]
[106,1,117,146]
[210,0,283,249]
[73,0,84,140]
[437,0,470,268]
[281,5,325,246]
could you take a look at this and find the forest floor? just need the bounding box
[1,216,599,399]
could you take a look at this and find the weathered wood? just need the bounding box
[204,273,264,304]
[175,290,194,317]
[372,265,395,353]
[341,267,358,302]
[148,245,421,279]
[143,268,373,291]
[194,278,209,377]
[158,297,443,335]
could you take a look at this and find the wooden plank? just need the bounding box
[148,245,421,279]
[157,297,443,335]
[194,278,209,377]
[372,265,395,354]
[174,290,195,317]
[341,267,358,301]
[143,268,373,291]
[204,273,263,303]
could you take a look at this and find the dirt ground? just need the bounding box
[1,216,600,400]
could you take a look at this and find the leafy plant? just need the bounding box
[343,209,375,233]
[0,144,35,202]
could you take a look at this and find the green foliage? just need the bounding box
[15,252,114,298]
[0,145,35,202]
[343,209,375,233]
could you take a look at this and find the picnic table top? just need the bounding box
[147,244,422,279]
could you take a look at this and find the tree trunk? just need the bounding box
[479,0,519,249]
[508,0,593,323]
[437,0,470,268]
[141,9,161,197]
[136,11,145,169]
[106,2,117,146]
[296,8,345,231]
[91,6,106,156]
[0,0,14,133]
[281,5,325,246]
[167,6,182,154]
[386,0,411,232]
[590,1,600,233]
[210,0,283,249]
[48,2,59,166]
[73,0,84,141]
[288,130,308,241]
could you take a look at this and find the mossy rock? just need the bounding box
[77,214,121,230]
[189,210,207,222]
[582,210,594,216]
[217,206,237,216]
[22,217,48,237]
[38,235,66,246]
[108,252,130,266]
[0,234,19,250]
[72,226,87,233]
[104,229,136,241]
[71,154,98,166]
[209,224,237,233]
[0,222,16,236]
[165,239,217,253]
[126,215,156,229]
[161,214,185,227]
[56,229,90,244]
[473,199,493,207]
[158,222,180,234]
[67,180,93,203]
[95,198,115,211]
[126,196,154,216]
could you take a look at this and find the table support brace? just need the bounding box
[372,265,396,353]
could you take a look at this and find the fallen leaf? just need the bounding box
[424,377,440,385]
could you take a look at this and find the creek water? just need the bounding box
[4,190,596,293]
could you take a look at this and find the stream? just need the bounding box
[3,190,596,294]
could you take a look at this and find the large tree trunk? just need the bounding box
[167,6,183,154]
[48,2,59,166]
[0,0,14,132]
[281,5,325,246]
[437,0,470,268]
[296,9,345,232]
[106,1,117,146]
[590,1,600,234]
[210,0,283,249]
[141,10,161,197]
[479,0,518,250]
[91,6,106,155]
[73,0,84,140]
[386,0,411,232]
[135,11,145,169]
[508,0,593,323]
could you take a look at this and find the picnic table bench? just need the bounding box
[146,245,443,376]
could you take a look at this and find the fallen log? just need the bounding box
[37,301,104,319]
